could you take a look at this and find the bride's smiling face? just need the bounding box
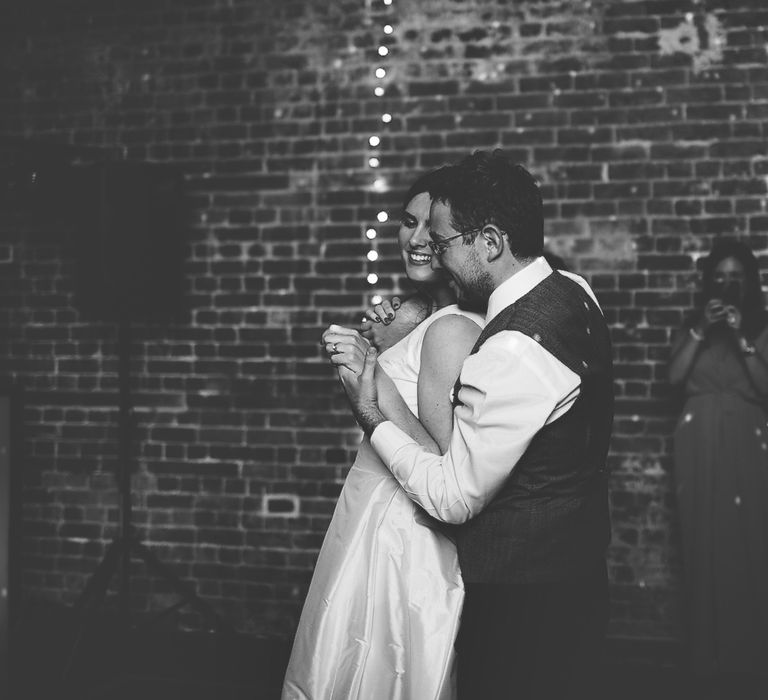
[398,192,441,285]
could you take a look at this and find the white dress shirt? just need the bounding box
[370,256,600,524]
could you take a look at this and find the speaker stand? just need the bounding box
[62,314,235,689]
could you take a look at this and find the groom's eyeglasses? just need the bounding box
[428,228,506,256]
[427,230,476,257]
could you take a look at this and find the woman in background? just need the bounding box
[282,167,483,700]
[668,238,768,695]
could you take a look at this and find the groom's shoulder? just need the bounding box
[553,270,601,311]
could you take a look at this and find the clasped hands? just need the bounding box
[321,296,411,431]
[321,296,403,406]
[321,324,380,419]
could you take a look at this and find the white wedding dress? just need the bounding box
[282,305,484,700]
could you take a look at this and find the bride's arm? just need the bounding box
[376,371,442,454]
[376,314,481,454]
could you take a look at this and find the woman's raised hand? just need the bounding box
[725,305,742,331]
[702,298,729,330]
[362,296,401,326]
[360,296,431,352]
[360,297,409,351]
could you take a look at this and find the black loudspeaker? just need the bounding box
[74,162,185,321]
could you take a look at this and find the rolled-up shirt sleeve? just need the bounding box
[370,331,581,523]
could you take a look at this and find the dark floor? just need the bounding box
[4,600,767,700]
[7,600,287,700]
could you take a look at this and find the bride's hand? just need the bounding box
[360,296,400,349]
[321,325,371,375]
[362,297,401,326]
[360,296,429,352]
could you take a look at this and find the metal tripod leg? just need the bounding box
[133,541,235,635]
[62,537,125,683]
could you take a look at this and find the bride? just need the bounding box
[281,167,483,700]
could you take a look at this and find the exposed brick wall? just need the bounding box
[0,0,767,641]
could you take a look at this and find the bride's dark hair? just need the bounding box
[401,165,454,212]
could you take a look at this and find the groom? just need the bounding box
[331,150,614,698]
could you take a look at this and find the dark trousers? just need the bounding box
[456,566,609,700]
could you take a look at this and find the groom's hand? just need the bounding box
[321,325,386,435]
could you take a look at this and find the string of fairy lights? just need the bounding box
[365,0,395,306]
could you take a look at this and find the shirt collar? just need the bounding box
[486,256,553,322]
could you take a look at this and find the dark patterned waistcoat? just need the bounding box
[453,271,614,584]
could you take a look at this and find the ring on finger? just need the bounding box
[332,342,338,354]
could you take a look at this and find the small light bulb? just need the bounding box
[381,113,392,123]
[366,228,377,239]
[367,273,379,285]
[374,86,385,97]
[369,157,380,168]
[383,0,392,5]
[685,12,694,22]
[377,211,388,223]
[369,135,381,147]
[372,295,383,304]
[375,67,386,79]
[384,25,394,34]
[378,46,389,56]
[367,250,379,262]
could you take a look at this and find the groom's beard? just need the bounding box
[451,268,492,316]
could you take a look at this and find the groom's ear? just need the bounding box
[480,225,505,262]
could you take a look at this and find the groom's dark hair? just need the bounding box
[428,149,544,259]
